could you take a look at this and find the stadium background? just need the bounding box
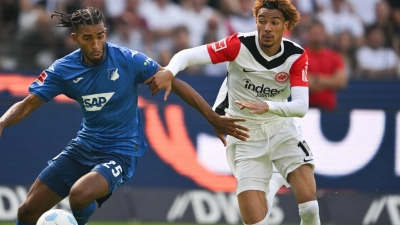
[1,0,400,224]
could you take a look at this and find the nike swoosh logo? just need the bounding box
[243,68,257,72]
[303,159,313,162]
[73,77,83,83]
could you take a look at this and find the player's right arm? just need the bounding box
[0,94,44,137]
[145,34,241,99]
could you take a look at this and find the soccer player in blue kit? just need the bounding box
[0,7,250,225]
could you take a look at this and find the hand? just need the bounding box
[235,101,269,114]
[210,116,249,146]
[143,69,174,101]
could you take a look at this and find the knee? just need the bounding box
[69,187,92,210]
[298,200,319,219]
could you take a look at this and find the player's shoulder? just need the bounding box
[107,42,147,60]
[50,49,81,72]
[282,38,305,55]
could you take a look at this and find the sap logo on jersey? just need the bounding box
[82,92,114,111]
[243,79,284,97]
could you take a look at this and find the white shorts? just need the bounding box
[226,117,315,195]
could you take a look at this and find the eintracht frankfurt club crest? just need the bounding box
[274,72,289,83]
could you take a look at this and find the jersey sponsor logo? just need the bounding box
[35,71,48,86]
[72,77,83,83]
[274,72,289,83]
[243,79,284,98]
[48,66,55,71]
[211,39,227,52]
[82,92,114,111]
[108,68,119,81]
[302,62,309,82]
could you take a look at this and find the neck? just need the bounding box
[260,41,281,57]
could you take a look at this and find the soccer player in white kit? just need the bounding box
[145,0,321,224]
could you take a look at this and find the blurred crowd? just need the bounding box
[0,0,399,80]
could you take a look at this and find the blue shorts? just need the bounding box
[38,151,137,207]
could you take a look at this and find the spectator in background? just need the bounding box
[305,21,348,111]
[0,0,20,70]
[225,0,256,35]
[390,7,400,56]
[317,0,364,47]
[374,0,395,48]
[15,0,65,69]
[138,0,185,55]
[202,14,229,77]
[286,0,314,45]
[107,0,153,58]
[158,25,201,75]
[347,0,380,27]
[180,0,225,47]
[355,25,399,80]
[334,30,357,77]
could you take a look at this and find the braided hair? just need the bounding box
[51,7,105,31]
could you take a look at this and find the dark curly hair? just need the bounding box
[253,0,300,30]
[51,7,105,31]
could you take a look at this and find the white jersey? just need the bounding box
[208,31,308,123]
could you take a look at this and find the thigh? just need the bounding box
[287,164,317,204]
[41,153,92,197]
[70,154,137,206]
[270,120,315,182]
[23,178,63,214]
[234,138,273,195]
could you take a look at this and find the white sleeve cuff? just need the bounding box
[266,86,309,117]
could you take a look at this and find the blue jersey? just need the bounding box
[29,42,159,158]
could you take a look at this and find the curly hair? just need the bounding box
[51,7,105,31]
[253,0,300,30]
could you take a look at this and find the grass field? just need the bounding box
[0,222,298,225]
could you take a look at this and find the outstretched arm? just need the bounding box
[144,45,212,100]
[0,94,44,137]
[171,77,249,146]
[235,86,309,118]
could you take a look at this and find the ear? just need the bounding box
[284,21,289,30]
[71,33,78,43]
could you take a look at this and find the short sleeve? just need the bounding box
[127,50,159,83]
[29,69,65,102]
[290,51,309,87]
[206,33,241,64]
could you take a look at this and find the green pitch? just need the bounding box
[0,222,298,225]
[0,223,234,225]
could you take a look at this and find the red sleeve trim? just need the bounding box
[206,33,241,64]
[290,51,308,87]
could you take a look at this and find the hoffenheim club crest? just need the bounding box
[108,68,119,81]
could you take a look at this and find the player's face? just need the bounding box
[72,23,107,66]
[256,8,288,55]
